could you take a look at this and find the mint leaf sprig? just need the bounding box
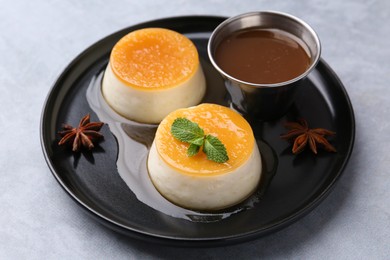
[171,118,229,163]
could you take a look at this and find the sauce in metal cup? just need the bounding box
[208,11,321,120]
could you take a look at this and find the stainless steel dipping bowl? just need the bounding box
[207,11,321,120]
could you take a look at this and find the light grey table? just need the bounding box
[1,0,389,258]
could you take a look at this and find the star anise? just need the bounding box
[58,114,104,152]
[281,119,337,154]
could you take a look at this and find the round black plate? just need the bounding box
[40,16,355,246]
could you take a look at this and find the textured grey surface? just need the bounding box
[1,0,389,258]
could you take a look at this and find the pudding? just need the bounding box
[102,28,206,123]
[148,103,262,211]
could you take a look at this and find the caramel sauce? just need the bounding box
[110,28,199,89]
[215,28,310,84]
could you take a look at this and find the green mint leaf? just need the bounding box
[187,143,201,157]
[191,137,205,146]
[171,118,229,163]
[171,118,204,143]
[203,135,229,163]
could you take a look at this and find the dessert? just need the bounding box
[102,28,206,124]
[148,103,262,211]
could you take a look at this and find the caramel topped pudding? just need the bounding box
[148,103,262,210]
[102,28,206,123]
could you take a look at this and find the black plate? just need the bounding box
[40,16,355,246]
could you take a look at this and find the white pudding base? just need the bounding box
[101,63,206,124]
[147,141,262,211]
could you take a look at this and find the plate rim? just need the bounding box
[40,15,355,246]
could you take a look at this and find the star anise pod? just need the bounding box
[280,118,337,154]
[58,114,104,152]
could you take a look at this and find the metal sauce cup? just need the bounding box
[208,11,321,121]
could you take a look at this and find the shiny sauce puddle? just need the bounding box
[86,69,277,222]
